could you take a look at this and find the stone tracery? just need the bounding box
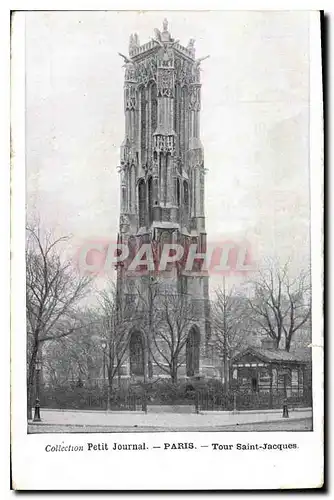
[116,20,213,381]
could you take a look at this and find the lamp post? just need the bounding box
[101,338,111,411]
[33,358,42,422]
[101,340,107,387]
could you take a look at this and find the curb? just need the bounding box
[28,416,312,430]
[37,407,312,415]
[35,408,145,414]
[200,408,312,415]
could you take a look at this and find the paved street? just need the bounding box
[28,408,312,433]
[29,417,312,433]
[214,417,312,432]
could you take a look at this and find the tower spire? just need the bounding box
[116,21,214,384]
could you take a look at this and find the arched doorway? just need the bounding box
[186,326,200,377]
[130,330,144,376]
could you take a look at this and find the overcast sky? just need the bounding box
[25,11,310,289]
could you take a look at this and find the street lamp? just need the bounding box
[101,340,107,386]
[33,358,42,422]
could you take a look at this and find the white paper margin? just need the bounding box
[10,8,324,491]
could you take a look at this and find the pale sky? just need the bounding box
[25,11,310,290]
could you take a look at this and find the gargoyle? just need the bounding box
[153,28,162,41]
[194,55,210,68]
[150,36,163,47]
[118,52,133,64]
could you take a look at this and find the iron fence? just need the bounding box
[195,389,312,412]
[195,391,234,412]
[39,385,147,411]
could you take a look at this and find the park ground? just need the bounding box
[28,407,312,433]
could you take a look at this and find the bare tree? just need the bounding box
[98,280,142,409]
[26,223,91,418]
[248,259,311,352]
[281,269,312,352]
[42,309,103,388]
[211,279,253,391]
[139,279,198,384]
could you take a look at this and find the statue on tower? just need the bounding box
[133,33,140,46]
[187,38,196,58]
[153,28,162,42]
[161,18,172,42]
[129,33,140,54]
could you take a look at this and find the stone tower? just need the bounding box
[116,20,218,382]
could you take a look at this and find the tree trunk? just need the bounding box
[171,355,178,384]
[107,361,114,411]
[107,383,112,411]
[117,365,121,389]
[107,349,113,410]
[27,384,33,420]
[107,367,113,411]
[171,363,178,384]
[269,366,273,409]
[27,341,39,420]
[224,358,229,394]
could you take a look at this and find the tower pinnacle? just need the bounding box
[116,21,214,383]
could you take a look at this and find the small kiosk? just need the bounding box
[230,339,309,409]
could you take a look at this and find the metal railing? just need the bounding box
[195,389,311,412]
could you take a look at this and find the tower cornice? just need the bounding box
[127,19,196,62]
[119,20,209,89]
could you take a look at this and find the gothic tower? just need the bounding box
[116,20,218,382]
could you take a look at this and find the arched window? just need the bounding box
[183,180,189,207]
[122,185,127,213]
[151,83,157,134]
[130,330,144,376]
[182,86,189,153]
[176,178,181,206]
[200,170,204,215]
[186,326,200,377]
[164,153,170,204]
[140,87,147,163]
[174,84,181,154]
[191,169,196,216]
[173,85,177,134]
[128,165,133,212]
[147,176,153,226]
[138,179,146,227]
[183,180,189,225]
